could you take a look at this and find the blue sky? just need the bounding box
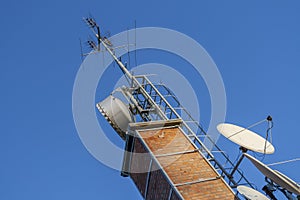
[1,0,300,199]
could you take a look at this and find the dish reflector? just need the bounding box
[237,185,269,200]
[217,123,275,154]
[96,95,134,140]
[244,153,300,195]
[273,170,300,194]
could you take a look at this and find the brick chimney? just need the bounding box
[121,120,236,200]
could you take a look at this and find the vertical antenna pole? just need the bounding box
[100,36,133,81]
[134,20,137,67]
[229,147,248,183]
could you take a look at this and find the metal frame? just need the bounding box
[124,75,251,188]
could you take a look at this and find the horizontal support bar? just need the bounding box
[129,119,182,131]
[155,149,202,158]
[174,176,221,187]
[187,134,207,137]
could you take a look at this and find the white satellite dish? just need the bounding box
[217,123,275,154]
[273,170,300,193]
[237,185,269,200]
[244,153,300,195]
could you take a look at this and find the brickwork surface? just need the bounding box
[130,126,235,200]
[130,137,151,197]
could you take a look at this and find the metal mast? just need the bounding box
[84,17,253,191]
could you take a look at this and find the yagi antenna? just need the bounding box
[86,35,98,51]
[82,16,134,86]
[85,17,97,28]
[87,40,97,50]
[83,17,101,50]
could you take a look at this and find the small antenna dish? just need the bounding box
[244,153,300,195]
[217,123,275,154]
[237,185,270,200]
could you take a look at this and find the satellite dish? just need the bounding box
[217,123,275,154]
[237,185,269,200]
[273,170,300,193]
[244,153,300,195]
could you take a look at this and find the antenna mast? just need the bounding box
[83,17,133,81]
[84,16,254,189]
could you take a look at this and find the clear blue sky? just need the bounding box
[1,0,300,199]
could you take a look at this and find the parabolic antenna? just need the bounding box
[244,153,300,195]
[273,170,300,194]
[237,185,269,200]
[217,123,275,154]
[96,95,134,140]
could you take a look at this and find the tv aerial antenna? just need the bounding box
[81,17,134,59]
